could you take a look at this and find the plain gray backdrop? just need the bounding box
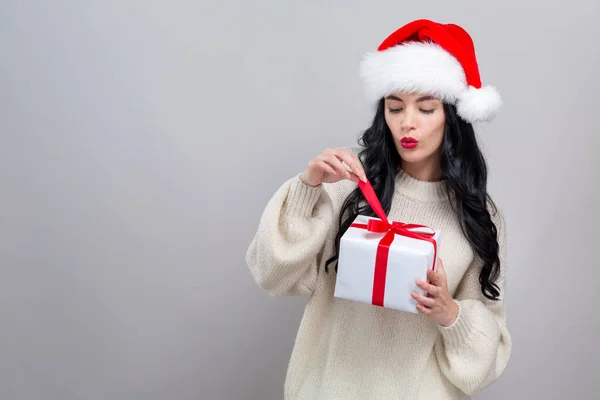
[2,1,599,399]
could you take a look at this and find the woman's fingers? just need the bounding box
[302,147,366,186]
[416,304,432,314]
[314,159,337,178]
[411,292,436,307]
[333,148,367,182]
[317,153,353,181]
[416,280,440,297]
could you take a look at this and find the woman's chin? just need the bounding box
[398,148,426,163]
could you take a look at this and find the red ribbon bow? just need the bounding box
[350,179,438,307]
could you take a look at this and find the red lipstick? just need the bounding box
[400,137,419,149]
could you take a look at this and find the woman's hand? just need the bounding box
[300,148,367,187]
[411,258,459,327]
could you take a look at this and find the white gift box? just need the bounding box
[334,215,442,313]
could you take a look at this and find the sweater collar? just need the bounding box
[395,169,449,203]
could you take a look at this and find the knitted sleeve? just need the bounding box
[245,174,339,297]
[433,206,512,396]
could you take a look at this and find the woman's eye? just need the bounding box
[388,108,402,113]
[420,109,435,114]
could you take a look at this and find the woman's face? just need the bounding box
[384,92,446,167]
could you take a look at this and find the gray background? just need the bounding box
[2,1,599,399]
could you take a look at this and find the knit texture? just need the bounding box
[246,163,511,400]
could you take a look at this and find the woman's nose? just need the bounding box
[401,109,417,131]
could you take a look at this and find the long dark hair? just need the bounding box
[325,98,502,301]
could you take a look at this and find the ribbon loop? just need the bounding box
[358,179,435,240]
[364,219,435,240]
[366,218,390,233]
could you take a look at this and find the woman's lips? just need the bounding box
[400,137,418,149]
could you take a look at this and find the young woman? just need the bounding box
[245,19,511,399]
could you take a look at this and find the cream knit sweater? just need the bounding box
[245,161,512,399]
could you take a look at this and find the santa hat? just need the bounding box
[359,19,502,123]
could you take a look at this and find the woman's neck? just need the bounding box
[400,159,443,182]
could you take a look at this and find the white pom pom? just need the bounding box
[456,85,503,123]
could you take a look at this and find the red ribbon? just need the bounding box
[351,179,438,307]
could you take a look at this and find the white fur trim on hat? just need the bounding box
[359,41,501,123]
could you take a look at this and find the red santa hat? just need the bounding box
[359,19,502,123]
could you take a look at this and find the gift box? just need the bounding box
[333,180,442,313]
